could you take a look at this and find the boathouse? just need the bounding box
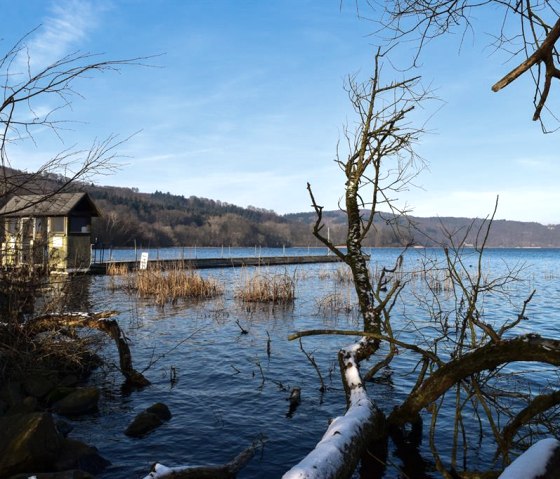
[0,192,100,273]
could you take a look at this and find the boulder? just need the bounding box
[52,388,100,416]
[0,412,63,477]
[124,410,163,437]
[45,386,75,406]
[59,374,80,387]
[0,381,23,408]
[54,438,110,475]
[6,395,39,415]
[125,402,172,437]
[24,373,59,399]
[146,402,172,421]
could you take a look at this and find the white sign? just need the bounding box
[52,236,63,248]
[139,252,149,270]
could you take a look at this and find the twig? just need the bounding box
[298,338,326,392]
[289,328,442,365]
[235,319,249,335]
[254,358,265,389]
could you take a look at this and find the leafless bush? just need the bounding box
[0,322,104,383]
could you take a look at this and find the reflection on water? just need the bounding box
[63,248,560,478]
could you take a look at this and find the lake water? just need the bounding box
[69,247,560,478]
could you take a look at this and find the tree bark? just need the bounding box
[389,335,560,426]
[502,390,560,450]
[282,340,386,479]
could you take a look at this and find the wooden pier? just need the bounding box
[88,255,342,274]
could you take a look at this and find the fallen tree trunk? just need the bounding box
[28,311,150,388]
[389,335,560,426]
[143,441,259,479]
[502,390,560,450]
[282,339,386,479]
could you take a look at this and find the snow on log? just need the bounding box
[143,440,259,479]
[499,438,560,479]
[282,339,385,479]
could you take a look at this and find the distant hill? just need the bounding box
[287,211,560,248]
[85,184,560,248]
[84,184,308,248]
[1,169,559,248]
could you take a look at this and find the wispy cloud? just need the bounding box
[20,0,106,69]
[406,187,560,224]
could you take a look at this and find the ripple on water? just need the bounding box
[70,248,560,478]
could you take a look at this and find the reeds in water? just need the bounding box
[335,265,356,283]
[316,291,356,317]
[315,265,354,282]
[106,262,129,276]
[235,269,295,304]
[135,268,223,306]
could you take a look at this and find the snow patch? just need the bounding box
[282,343,376,479]
[282,396,374,479]
[498,438,560,479]
[143,463,191,478]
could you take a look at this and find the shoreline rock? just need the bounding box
[52,387,100,417]
[125,402,172,438]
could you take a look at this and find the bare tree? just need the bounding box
[0,30,147,213]
[0,30,149,388]
[285,51,560,478]
[308,48,427,340]
[283,49,429,479]
[370,0,560,130]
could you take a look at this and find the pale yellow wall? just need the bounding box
[1,216,93,272]
[48,233,68,271]
[66,235,92,270]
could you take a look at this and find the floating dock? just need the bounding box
[88,255,342,274]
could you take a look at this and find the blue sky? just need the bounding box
[3,0,559,223]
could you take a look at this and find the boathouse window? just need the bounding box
[6,218,18,235]
[20,218,32,238]
[50,216,65,233]
[35,218,45,236]
[69,216,90,233]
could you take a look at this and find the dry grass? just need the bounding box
[423,269,454,294]
[107,262,129,276]
[315,265,354,282]
[317,269,332,280]
[235,269,295,304]
[0,323,104,383]
[316,291,356,317]
[134,268,223,306]
[334,266,354,283]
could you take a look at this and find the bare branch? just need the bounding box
[389,335,560,426]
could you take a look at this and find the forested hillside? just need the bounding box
[84,185,311,247]
[85,183,560,249]
[2,169,559,248]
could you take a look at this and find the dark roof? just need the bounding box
[0,193,101,218]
